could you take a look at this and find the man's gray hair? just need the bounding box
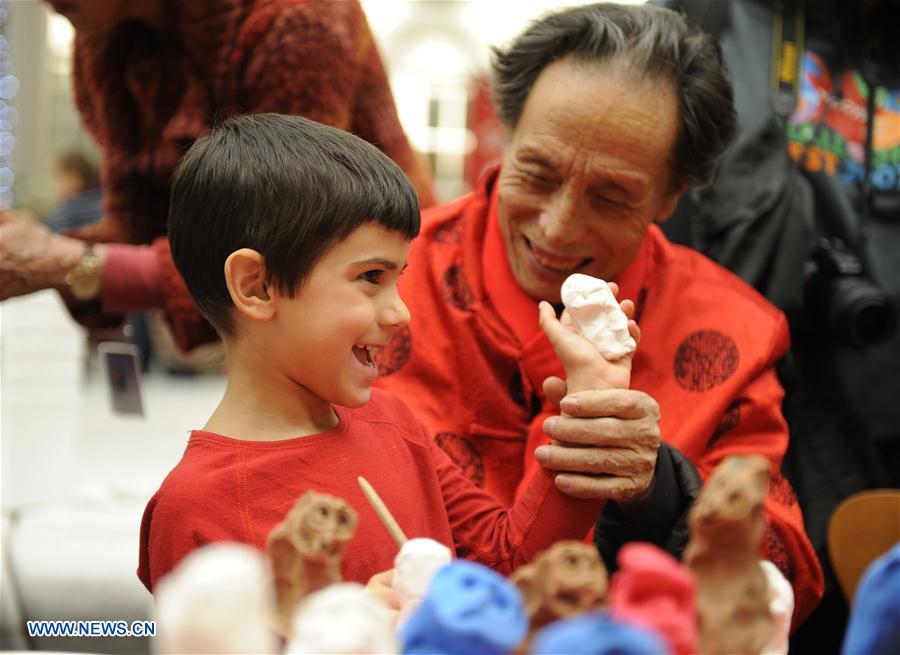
[491,3,737,190]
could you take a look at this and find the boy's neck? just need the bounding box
[204,347,339,442]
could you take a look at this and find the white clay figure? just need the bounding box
[153,542,279,655]
[760,559,795,655]
[561,273,636,360]
[392,538,453,605]
[286,583,397,654]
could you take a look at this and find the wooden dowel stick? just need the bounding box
[358,476,408,547]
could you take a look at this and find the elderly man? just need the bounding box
[374,3,822,624]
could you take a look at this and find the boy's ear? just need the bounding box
[224,248,273,321]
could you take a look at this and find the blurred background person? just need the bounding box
[47,150,101,233]
[44,149,152,370]
[0,0,435,348]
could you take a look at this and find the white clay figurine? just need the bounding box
[561,273,636,360]
[153,542,279,655]
[392,537,453,605]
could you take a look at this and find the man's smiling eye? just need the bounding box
[590,192,627,209]
[523,169,555,186]
[359,269,383,284]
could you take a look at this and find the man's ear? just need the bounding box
[654,183,687,224]
[224,248,273,321]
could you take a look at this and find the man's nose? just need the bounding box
[538,185,582,249]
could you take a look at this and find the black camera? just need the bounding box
[806,237,897,348]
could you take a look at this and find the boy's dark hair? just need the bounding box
[168,114,420,335]
[491,2,737,190]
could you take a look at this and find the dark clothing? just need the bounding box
[657,1,900,461]
[595,442,704,573]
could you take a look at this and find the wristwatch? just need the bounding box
[64,244,103,300]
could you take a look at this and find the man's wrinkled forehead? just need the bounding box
[507,57,679,183]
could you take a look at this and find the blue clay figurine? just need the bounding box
[841,542,900,655]
[400,560,527,655]
[530,612,670,655]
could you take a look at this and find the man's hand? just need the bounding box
[0,210,84,300]
[536,387,661,505]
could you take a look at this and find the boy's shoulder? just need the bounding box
[148,390,432,515]
[347,388,431,448]
[147,434,244,515]
[138,433,252,591]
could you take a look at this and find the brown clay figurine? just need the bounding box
[684,455,774,655]
[266,491,358,634]
[511,540,608,642]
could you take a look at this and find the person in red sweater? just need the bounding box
[0,0,433,348]
[372,3,823,627]
[138,113,640,592]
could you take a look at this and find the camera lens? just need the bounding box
[824,276,897,347]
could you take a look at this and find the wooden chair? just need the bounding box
[827,489,900,604]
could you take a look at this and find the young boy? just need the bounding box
[138,114,639,591]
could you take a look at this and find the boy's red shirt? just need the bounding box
[138,389,603,592]
[374,167,824,625]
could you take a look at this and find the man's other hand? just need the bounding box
[536,387,661,506]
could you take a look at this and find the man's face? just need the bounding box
[497,57,682,303]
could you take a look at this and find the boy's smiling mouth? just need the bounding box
[352,345,379,368]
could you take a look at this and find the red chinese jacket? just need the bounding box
[375,168,824,625]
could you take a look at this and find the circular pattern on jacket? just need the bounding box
[375,326,412,377]
[673,330,739,392]
[441,264,475,311]
[434,433,485,488]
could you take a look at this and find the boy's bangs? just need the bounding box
[350,169,421,242]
